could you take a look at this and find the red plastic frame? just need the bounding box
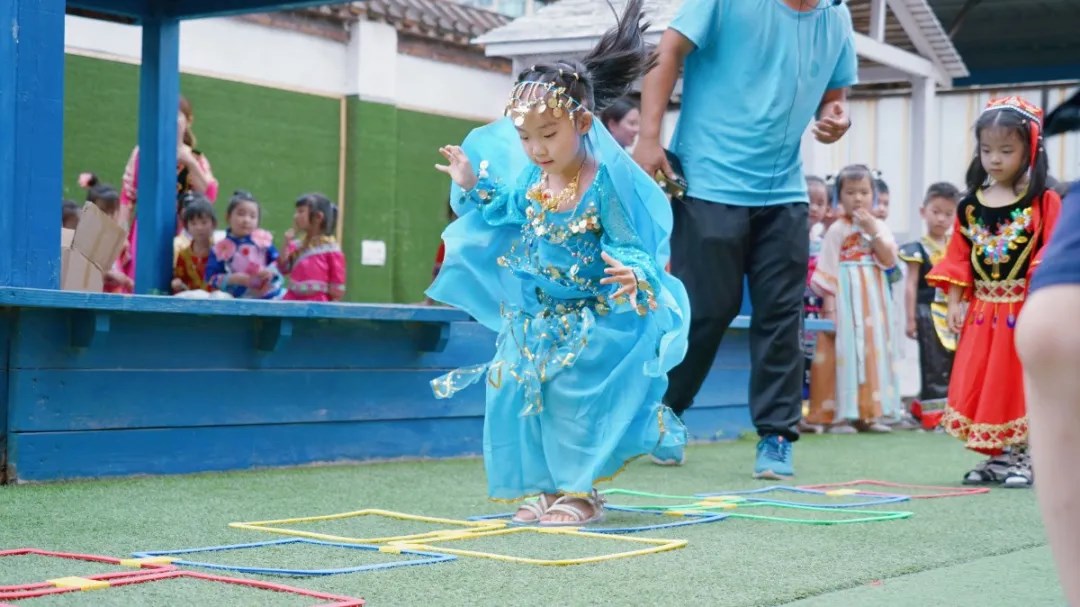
[0,570,363,606]
[797,479,991,499]
[0,548,174,595]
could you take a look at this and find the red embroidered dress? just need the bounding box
[173,245,212,292]
[927,188,1060,454]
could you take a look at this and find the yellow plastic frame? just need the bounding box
[390,526,687,566]
[228,508,505,545]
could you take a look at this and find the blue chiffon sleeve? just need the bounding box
[597,175,662,315]
[462,169,530,227]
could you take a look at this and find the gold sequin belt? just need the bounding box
[974,279,1026,304]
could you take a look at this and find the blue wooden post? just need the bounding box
[134,17,180,295]
[0,0,65,289]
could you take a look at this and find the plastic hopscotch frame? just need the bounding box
[598,488,722,512]
[693,485,911,508]
[391,526,687,566]
[667,501,914,525]
[468,507,727,534]
[0,570,363,605]
[131,538,456,577]
[798,480,990,499]
[0,548,175,596]
[229,508,505,545]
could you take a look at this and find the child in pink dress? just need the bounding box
[279,193,346,302]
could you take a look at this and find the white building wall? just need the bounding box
[658,82,1080,242]
[804,83,1080,241]
[64,15,348,96]
[64,15,511,121]
[396,54,511,121]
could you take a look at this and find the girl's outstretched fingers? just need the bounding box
[600,251,638,299]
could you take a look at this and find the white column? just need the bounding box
[907,75,935,242]
[346,20,398,104]
[869,0,887,42]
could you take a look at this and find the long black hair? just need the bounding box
[514,0,654,115]
[965,108,1049,206]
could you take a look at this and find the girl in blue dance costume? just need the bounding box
[427,0,690,527]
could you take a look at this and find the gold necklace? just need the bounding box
[534,158,586,213]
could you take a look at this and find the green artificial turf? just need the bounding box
[0,432,1064,606]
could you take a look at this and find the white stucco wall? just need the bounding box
[64,15,348,96]
[64,14,512,121]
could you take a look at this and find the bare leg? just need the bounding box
[1015,285,1080,606]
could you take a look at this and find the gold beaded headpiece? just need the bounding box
[504,75,588,127]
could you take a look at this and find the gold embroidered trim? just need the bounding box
[941,407,1028,451]
[925,273,971,288]
[973,279,1027,304]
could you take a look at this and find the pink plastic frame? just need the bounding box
[0,569,363,605]
[0,548,174,596]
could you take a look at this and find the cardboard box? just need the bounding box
[72,202,126,272]
[60,203,126,293]
[61,248,105,293]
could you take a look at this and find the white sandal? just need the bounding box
[511,493,558,525]
[538,490,606,527]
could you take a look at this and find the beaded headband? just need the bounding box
[504,78,588,127]
[982,95,1043,168]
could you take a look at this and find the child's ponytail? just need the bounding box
[513,0,654,115]
[580,0,654,114]
[78,172,120,215]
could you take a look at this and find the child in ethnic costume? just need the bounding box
[808,164,902,434]
[206,191,285,300]
[799,176,829,433]
[899,182,960,428]
[172,194,217,295]
[280,194,346,302]
[928,96,1060,488]
[428,0,689,526]
[1016,88,1080,605]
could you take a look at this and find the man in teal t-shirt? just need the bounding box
[636,0,857,478]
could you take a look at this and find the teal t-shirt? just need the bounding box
[669,0,858,206]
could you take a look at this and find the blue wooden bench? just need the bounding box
[0,288,479,482]
[0,287,832,482]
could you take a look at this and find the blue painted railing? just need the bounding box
[0,287,831,482]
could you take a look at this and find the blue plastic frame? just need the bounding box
[694,485,911,509]
[467,509,728,534]
[131,538,456,576]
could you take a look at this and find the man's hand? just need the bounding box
[813,101,851,144]
[633,137,675,182]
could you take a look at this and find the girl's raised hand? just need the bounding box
[853,208,877,234]
[600,251,638,300]
[435,146,478,191]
